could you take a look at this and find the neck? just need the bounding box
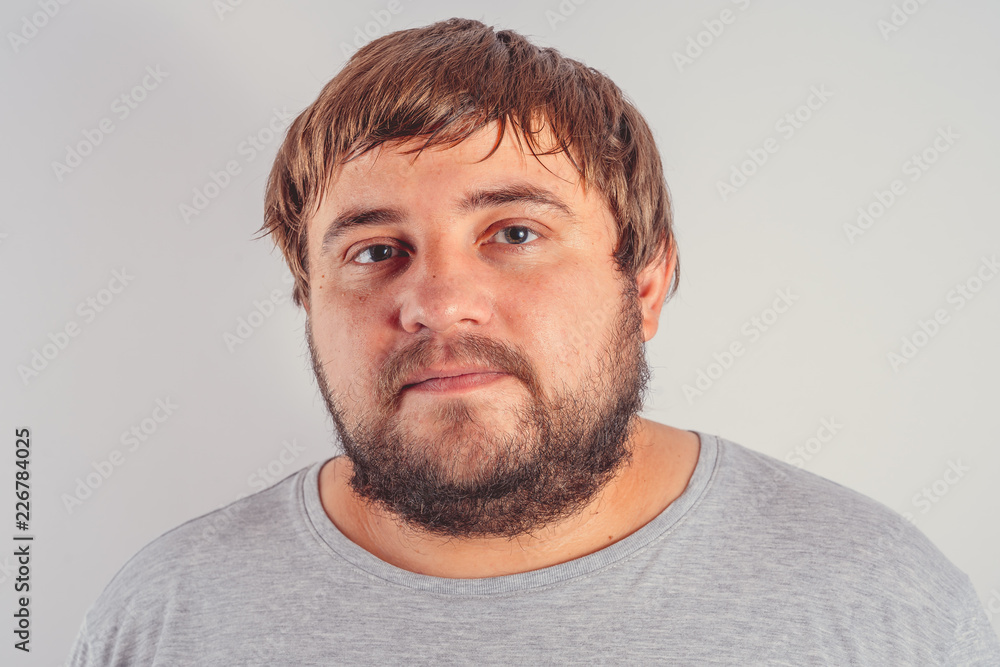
[317,418,700,578]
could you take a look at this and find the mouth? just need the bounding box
[401,370,510,394]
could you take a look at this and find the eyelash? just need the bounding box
[349,225,542,265]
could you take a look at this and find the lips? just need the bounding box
[401,367,508,390]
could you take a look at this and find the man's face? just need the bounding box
[304,124,655,539]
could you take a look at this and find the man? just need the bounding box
[69,18,999,664]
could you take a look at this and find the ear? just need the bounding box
[302,293,311,317]
[635,239,676,342]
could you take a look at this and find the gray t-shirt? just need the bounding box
[66,431,1000,665]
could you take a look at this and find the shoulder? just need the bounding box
[704,432,979,611]
[117,463,313,579]
[712,434,915,530]
[68,463,321,663]
[709,433,949,564]
[702,432,1000,661]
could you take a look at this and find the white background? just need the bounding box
[2,0,998,663]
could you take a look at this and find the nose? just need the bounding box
[397,248,494,334]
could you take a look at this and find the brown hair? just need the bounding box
[257,17,678,308]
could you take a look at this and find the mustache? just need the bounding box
[375,333,542,408]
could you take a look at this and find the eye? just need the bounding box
[353,244,409,264]
[349,226,538,264]
[490,225,540,245]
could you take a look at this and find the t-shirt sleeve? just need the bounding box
[63,594,163,666]
[948,573,1000,665]
[62,549,174,666]
[64,617,96,667]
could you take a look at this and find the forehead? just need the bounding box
[357,126,570,177]
[308,124,613,245]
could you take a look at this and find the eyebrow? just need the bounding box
[320,182,578,255]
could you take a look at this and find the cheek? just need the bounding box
[312,295,395,397]
[507,266,621,384]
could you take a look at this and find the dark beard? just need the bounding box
[306,280,650,540]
